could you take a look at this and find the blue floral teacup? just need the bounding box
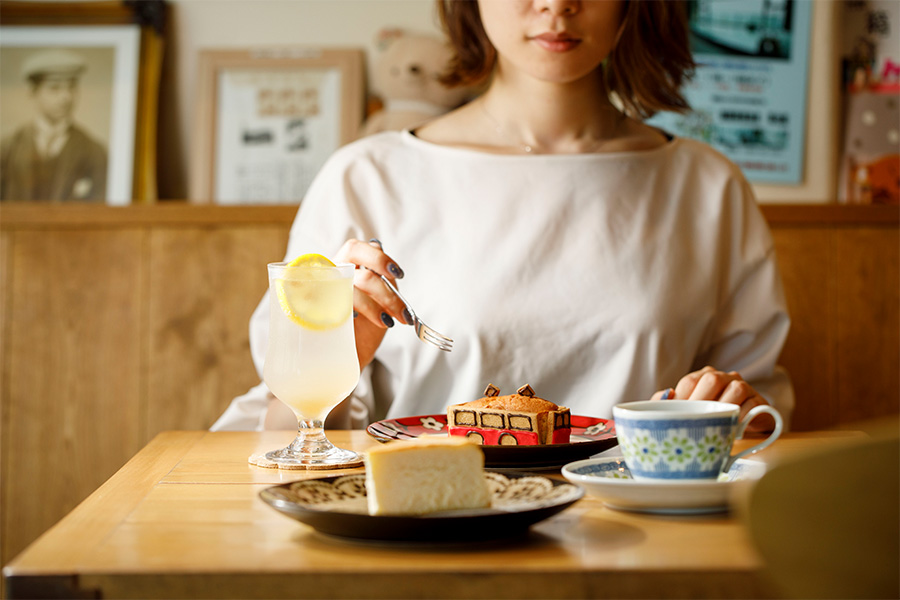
[612,400,783,481]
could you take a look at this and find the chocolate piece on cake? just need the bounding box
[516,384,535,397]
[446,384,572,446]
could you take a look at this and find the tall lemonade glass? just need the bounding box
[262,256,361,468]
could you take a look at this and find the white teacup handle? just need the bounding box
[723,404,783,472]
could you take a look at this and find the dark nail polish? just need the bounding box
[402,309,413,326]
[388,262,404,279]
[353,310,359,319]
[368,238,383,248]
[380,312,394,328]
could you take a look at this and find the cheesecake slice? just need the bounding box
[364,437,491,516]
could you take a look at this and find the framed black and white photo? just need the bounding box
[190,48,364,204]
[0,1,165,204]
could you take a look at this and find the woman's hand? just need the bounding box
[651,366,776,432]
[335,238,409,369]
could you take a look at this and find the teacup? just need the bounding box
[612,400,783,481]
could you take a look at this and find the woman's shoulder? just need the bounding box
[326,130,410,166]
[666,137,767,231]
[666,136,746,180]
[301,131,423,205]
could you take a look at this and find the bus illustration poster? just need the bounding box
[648,0,812,184]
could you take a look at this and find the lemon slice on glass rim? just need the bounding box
[275,254,353,330]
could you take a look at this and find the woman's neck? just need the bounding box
[414,67,669,155]
[480,68,624,154]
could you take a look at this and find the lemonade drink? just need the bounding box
[263,261,359,422]
[260,256,362,469]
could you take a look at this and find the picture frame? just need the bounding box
[190,48,364,204]
[647,1,840,203]
[0,1,165,204]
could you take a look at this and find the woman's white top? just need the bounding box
[211,131,792,431]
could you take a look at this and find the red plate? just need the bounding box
[366,414,617,469]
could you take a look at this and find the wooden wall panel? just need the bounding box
[834,228,900,424]
[0,233,10,385]
[771,228,838,430]
[0,230,11,588]
[144,226,289,436]
[772,225,900,430]
[2,229,144,568]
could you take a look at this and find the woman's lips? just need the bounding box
[530,33,581,52]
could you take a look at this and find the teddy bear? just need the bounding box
[360,29,475,137]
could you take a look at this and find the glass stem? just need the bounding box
[287,419,335,455]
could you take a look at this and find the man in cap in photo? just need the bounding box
[1,48,108,201]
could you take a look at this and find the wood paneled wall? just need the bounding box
[0,205,293,574]
[765,206,900,431]
[1,204,898,573]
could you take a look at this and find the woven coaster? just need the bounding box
[248,453,363,471]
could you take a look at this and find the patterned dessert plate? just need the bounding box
[562,457,767,514]
[366,414,617,468]
[259,470,584,542]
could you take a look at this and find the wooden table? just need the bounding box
[2,430,863,599]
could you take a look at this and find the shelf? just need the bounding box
[1,203,897,230]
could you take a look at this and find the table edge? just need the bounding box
[3,431,205,576]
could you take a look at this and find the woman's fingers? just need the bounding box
[674,367,750,404]
[352,275,407,328]
[719,379,774,428]
[688,369,742,401]
[336,238,404,280]
[718,378,756,406]
[331,238,410,368]
[668,366,775,432]
[334,238,410,327]
[341,237,402,367]
[649,387,675,401]
[673,365,715,399]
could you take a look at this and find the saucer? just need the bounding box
[561,457,766,515]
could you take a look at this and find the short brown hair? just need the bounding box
[437,0,695,118]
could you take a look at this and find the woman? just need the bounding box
[213,0,791,432]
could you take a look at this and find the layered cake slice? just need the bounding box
[364,436,491,516]
[447,384,572,446]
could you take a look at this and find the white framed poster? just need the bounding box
[649,0,813,186]
[191,48,364,204]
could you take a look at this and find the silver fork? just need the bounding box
[378,275,453,352]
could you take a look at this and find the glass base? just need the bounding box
[262,419,362,469]
[263,444,362,469]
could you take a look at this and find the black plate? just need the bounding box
[259,471,584,542]
[366,414,617,468]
